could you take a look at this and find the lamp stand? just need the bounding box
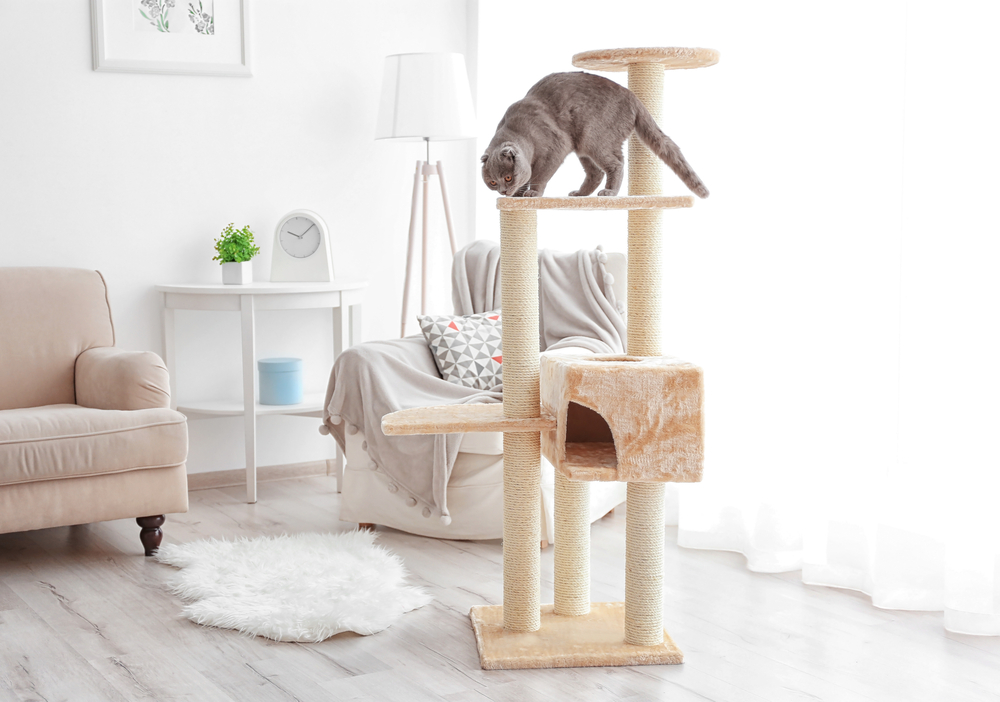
[400,139,458,337]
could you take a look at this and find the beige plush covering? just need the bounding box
[0,267,114,410]
[0,465,188,536]
[571,46,720,72]
[496,195,692,211]
[0,404,187,486]
[381,402,556,436]
[540,354,703,483]
[469,602,682,669]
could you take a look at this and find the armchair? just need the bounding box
[0,267,189,555]
[326,244,628,542]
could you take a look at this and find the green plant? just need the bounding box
[212,224,260,264]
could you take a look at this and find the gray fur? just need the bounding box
[481,72,709,198]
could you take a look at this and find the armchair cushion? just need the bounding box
[76,347,171,410]
[0,404,187,487]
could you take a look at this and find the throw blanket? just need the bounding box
[323,240,625,524]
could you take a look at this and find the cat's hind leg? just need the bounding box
[569,156,604,197]
[596,148,624,196]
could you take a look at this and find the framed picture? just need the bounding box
[91,0,251,77]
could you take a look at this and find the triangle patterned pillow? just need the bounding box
[417,310,502,390]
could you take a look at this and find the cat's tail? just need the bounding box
[633,105,709,198]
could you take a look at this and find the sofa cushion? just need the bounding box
[0,404,187,486]
[0,268,115,410]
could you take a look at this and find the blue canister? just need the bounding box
[258,357,303,405]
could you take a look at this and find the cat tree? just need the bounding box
[382,46,717,669]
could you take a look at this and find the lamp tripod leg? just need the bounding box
[401,160,422,337]
[421,167,430,315]
[436,160,458,256]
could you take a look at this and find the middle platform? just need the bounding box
[496,195,693,211]
[381,402,556,436]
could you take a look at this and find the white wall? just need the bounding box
[0,0,478,473]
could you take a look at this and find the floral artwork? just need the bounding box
[134,0,213,35]
[188,1,215,35]
[137,0,175,32]
[96,0,247,76]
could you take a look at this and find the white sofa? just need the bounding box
[338,254,628,543]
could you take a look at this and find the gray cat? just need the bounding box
[481,71,708,199]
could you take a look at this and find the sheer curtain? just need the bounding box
[477,1,1000,635]
[669,1,1000,636]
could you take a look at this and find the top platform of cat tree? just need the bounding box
[572,47,719,72]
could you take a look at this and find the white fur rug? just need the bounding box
[155,530,431,642]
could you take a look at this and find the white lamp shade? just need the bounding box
[375,53,477,141]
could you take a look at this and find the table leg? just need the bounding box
[332,305,350,493]
[161,301,177,410]
[240,295,257,504]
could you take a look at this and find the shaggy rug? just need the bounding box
[155,530,431,642]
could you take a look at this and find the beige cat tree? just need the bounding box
[383,46,717,669]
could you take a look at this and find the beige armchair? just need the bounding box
[0,267,188,555]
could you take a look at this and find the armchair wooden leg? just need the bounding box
[137,515,165,557]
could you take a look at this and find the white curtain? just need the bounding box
[668,0,1000,636]
[478,1,1000,635]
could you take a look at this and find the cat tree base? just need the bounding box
[469,602,683,670]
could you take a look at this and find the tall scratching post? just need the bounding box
[624,56,667,648]
[499,209,542,633]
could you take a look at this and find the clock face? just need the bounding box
[279,216,322,259]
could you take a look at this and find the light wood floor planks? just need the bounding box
[1,475,998,702]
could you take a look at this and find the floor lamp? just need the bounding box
[375,53,477,337]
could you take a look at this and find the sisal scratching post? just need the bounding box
[624,59,668,648]
[499,209,541,633]
[554,471,590,615]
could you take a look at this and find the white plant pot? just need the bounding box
[222,261,253,285]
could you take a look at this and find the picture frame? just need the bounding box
[90,0,251,77]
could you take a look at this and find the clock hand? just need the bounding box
[300,223,317,238]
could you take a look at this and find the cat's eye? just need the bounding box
[490,180,496,186]
[504,176,512,182]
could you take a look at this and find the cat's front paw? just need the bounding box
[597,189,619,197]
[523,189,542,197]
[568,190,585,197]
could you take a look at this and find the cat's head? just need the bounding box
[481,143,530,196]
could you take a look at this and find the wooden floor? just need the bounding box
[1,476,998,702]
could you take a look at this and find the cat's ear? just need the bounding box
[480,153,489,164]
[500,145,515,161]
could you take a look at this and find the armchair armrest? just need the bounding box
[75,347,171,410]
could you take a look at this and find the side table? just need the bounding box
[156,281,367,503]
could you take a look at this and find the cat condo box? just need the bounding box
[257,357,303,405]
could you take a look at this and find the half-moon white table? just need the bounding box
[156,281,367,503]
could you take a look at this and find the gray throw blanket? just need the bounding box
[322,240,625,525]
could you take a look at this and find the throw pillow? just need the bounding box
[418,311,502,390]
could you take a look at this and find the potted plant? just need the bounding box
[213,223,260,285]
